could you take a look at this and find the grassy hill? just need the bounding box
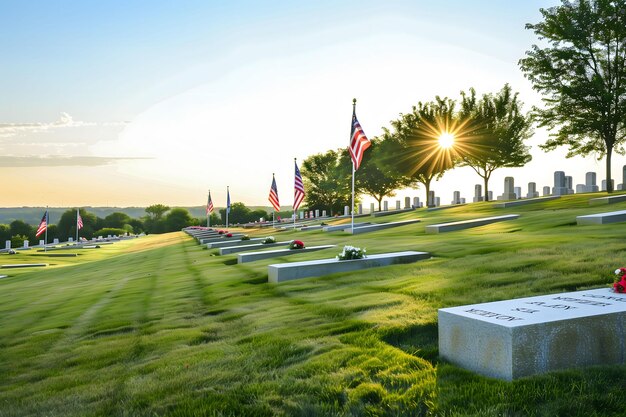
[1,193,625,416]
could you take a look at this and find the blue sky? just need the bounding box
[5,0,613,208]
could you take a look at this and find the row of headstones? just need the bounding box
[3,235,119,250]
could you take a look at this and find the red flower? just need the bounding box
[226,233,233,238]
[218,230,225,234]
[614,282,625,293]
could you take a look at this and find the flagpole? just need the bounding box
[272,173,276,229]
[351,98,357,234]
[226,186,229,228]
[76,208,79,243]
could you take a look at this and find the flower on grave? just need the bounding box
[612,267,626,293]
[218,230,225,234]
[262,236,276,244]
[241,235,250,241]
[336,245,366,261]
[226,233,233,238]
[289,240,305,250]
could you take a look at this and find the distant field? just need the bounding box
[1,193,626,416]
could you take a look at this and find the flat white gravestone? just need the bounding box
[200,234,244,244]
[492,196,560,208]
[206,238,263,249]
[322,222,371,232]
[237,245,336,263]
[347,219,421,234]
[219,241,290,255]
[439,288,626,380]
[425,215,519,234]
[1,263,48,269]
[371,207,415,217]
[576,210,626,225]
[589,194,626,205]
[268,251,430,283]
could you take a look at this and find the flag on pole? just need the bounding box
[349,113,371,170]
[207,192,214,215]
[293,161,305,210]
[268,174,280,212]
[226,188,231,214]
[77,210,83,230]
[35,211,48,237]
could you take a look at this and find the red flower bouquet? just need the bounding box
[218,230,225,234]
[289,240,305,250]
[613,268,626,293]
[226,233,233,238]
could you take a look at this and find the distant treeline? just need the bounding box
[0,203,284,246]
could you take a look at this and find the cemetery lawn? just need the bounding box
[2,193,626,417]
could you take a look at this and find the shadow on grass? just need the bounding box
[380,322,439,364]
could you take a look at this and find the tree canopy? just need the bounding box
[519,0,626,192]
[301,149,352,215]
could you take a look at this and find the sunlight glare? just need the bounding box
[438,132,455,149]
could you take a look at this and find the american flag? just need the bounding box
[35,211,48,237]
[77,210,83,230]
[226,188,231,214]
[206,192,214,215]
[349,113,371,170]
[293,161,305,211]
[268,175,280,212]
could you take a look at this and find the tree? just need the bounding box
[145,204,170,220]
[383,97,459,206]
[519,0,626,192]
[346,139,417,211]
[301,149,352,215]
[57,209,98,240]
[104,212,132,229]
[164,208,192,231]
[458,85,533,201]
[0,224,10,243]
[219,202,252,225]
[10,220,32,238]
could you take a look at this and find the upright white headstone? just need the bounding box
[413,197,420,208]
[452,191,461,205]
[526,182,539,198]
[473,184,483,202]
[488,191,493,201]
[405,197,411,209]
[395,200,401,210]
[53,238,60,244]
[428,191,435,207]
[383,201,389,211]
[623,165,626,189]
[357,204,363,215]
[565,176,574,194]
[602,179,615,191]
[435,197,441,207]
[344,206,349,216]
[39,239,45,246]
[299,211,304,220]
[552,171,568,195]
[5,240,10,250]
[576,184,586,193]
[543,186,550,196]
[322,210,327,217]
[369,203,375,214]
[497,177,516,201]
[585,172,599,192]
[68,237,73,242]
[23,240,28,248]
[514,187,521,199]
[315,209,320,218]
[460,198,466,204]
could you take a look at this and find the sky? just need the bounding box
[1,0,618,209]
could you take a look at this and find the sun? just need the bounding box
[438,132,455,149]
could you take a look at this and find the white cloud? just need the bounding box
[0,113,127,139]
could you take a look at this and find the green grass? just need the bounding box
[2,193,626,416]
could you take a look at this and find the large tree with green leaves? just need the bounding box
[458,84,533,201]
[383,97,458,206]
[301,149,352,215]
[519,0,626,192]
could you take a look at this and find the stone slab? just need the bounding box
[576,210,626,225]
[439,288,626,380]
[492,196,560,208]
[0,274,7,279]
[426,204,467,212]
[200,234,244,244]
[425,215,520,234]
[589,194,626,205]
[32,253,78,257]
[206,238,263,249]
[299,225,325,231]
[268,251,430,283]
[322,222,371,232]
[1,263,48,269]
[219,241,290,255]
[372,207,415,217]
[347,219,421,235]
[237,245,336,263]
